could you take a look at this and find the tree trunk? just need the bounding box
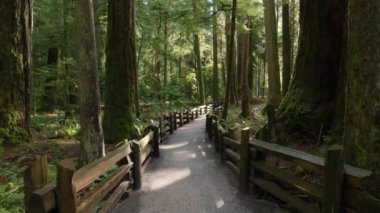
[248,18,255,98]
[343,0,380,171]
[263,0,282,141]
[0,0,32,144]
[104,0,138,144]
[212,2,219,104]
[278,0,346,139]
[193,2,205,105]
[282,0,291,97]
[222,0,237,119]
[241,34,250,118]
[76,0,105,166]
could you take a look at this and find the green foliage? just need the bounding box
[0,164,26,213]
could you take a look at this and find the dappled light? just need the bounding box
[149,168,191,191]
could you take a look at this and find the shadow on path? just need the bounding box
[115,115,284,213]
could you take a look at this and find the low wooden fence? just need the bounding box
[206,113,380,213]
[23,105,211,213]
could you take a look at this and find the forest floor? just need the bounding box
[116,115,285,213]
[0,113,81,212]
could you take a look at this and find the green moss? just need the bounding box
[0,108,29,145]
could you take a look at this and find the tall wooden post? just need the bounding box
[152,126,160,157]
[169,113,173,134]
[239,128,250,193]
[173,112,177,130]
[195,108,199,118]
[24,156,48,213]
[213,120,219,152]
[57,159,76,213]
[209,118,214,139]
[179,111,183,126]
[131,141,142,190]
[322,145,344,213]
[186,109,190,123]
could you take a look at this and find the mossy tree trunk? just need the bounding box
[278,0,346,139]
[103,0,138,144]
[343,0,380,172]
[76,0,105,166]
[0,0,32,144]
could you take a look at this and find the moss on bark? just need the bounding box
[343,0,380,173]
[278,0,346,140]
[103,0,139,144]
[0,0,32,144]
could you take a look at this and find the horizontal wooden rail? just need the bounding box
[206,113,380,213]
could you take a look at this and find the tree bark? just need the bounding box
[76,0,105,166]
[278,0,346,138]
[241,34,250,118]
[343,0,380,171]
[212,2,219,104]
[263,0,281,140]
[282,0,291,97]
[193,2,205,105]
[222,0,237,119]
[0,0,32,144]
[104,0,138,143]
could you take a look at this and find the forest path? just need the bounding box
[115,115,284,213]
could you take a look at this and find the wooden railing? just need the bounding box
[206,112,380,213]
[23,105,211,213]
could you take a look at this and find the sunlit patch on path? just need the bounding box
[115,115,284,213]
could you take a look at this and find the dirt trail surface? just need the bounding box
[115,115,284,213]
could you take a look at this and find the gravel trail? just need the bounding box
[115,115,284,213]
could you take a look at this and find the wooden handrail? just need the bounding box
[73,141,132,192]
[250,138,373,188]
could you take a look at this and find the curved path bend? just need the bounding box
[116,115,284,213]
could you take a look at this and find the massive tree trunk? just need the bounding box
[278,0,346,139]
[0,0,32,144]
[76,0,105,166]
[104,0,138,144]
[282,0,291,97]
[212,2,219,104]
[343,0,380,172]
[222,0,237,119]
[263,0,281,140]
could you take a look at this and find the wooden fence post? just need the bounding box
[186,109,190,123]
[24,155,48,213]
[213,119,219,152]
[322,145,344,213]
[239,128,251,193]
[159,115,164,141]
[205,105,208,114]
[152,125,160,158]
[57,159,76,213]
[131,141,142,190]
[195,108,198,118]
[209,117,214,139]
[206,114,210,133]
[173,112,177,130]
[169,113,173,134]
[179,112,183,126]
